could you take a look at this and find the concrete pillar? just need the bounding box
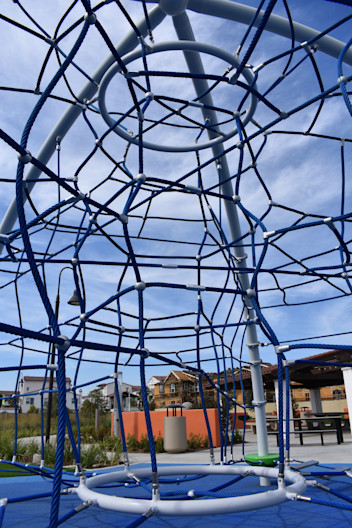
[342,367,352,436]
[309,388,322,414]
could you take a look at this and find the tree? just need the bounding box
[80,389,109,416]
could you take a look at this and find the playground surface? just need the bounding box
[1,432,352,527]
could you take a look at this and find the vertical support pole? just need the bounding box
[274,380,293,424]
[173,13,269,480]
[95,408,100,432]
[342,367,352,437]
[113,409,120,438]
[309,388,323,414]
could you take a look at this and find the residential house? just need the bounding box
[153,370,200,408]
[147,375,166,406]
[20,376,82,413]
[0,390,17,413]
[97,374,140,412]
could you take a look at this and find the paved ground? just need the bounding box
[127,429,352,465]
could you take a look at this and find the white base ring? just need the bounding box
[74,464,306,516]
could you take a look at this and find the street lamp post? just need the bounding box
[45,266,74,444]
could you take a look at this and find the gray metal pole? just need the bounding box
[173,12,269,463]
[0,6,166,250]
[189,0,352,65]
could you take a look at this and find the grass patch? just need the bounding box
[0,461,34,478]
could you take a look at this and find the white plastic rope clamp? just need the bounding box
[275,345,290,353]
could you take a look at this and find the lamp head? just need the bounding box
[67,289,80,306]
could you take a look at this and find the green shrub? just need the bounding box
[139,434,150,452]
[44,443,57,467]
[81,444,108,469]
[0,431,17,460]
[231,429,242,444]
[127,434,139,451]
[63,441,74,466]
[187,433,208,450]
[102,435,122,451]
[154,435,164,453]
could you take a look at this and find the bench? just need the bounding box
[256,416,344,446]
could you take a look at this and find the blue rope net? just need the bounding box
[0,0,351,526]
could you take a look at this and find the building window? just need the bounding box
[25,397,34,405]
[183,382,189,392]
[333,389,343,400]
[159,384,164,393]
[194,382,199,393]
[170,383,176,393]
[305,392,310,401]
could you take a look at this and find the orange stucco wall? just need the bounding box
[113,408,222,447]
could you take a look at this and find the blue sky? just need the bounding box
[0,0,351,395]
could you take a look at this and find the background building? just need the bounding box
[20,376,82,413]
[152,371,200,408]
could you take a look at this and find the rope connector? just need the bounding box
[283,359,295,367]
[45,37,58,48]
[135,281,146,291]
[119,214,128,225]
[250,358,262,366]
[251,399,266,408]
[235,253,247,262]
[263,230,275,239]
[18,150,32,164]
[186,284,205,291]
[246,342,260,349]
[136,173,146,182]
[56,335,71,352]
[84,13,97,24]
[0,234,10,245]
[232,195,241,204]
[140,348,150,358]
[186,185,202,195]
[275,344,290,353]
[338,75,348,85]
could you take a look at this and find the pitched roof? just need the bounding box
[164,370,197,383]
[23,376,71,382]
